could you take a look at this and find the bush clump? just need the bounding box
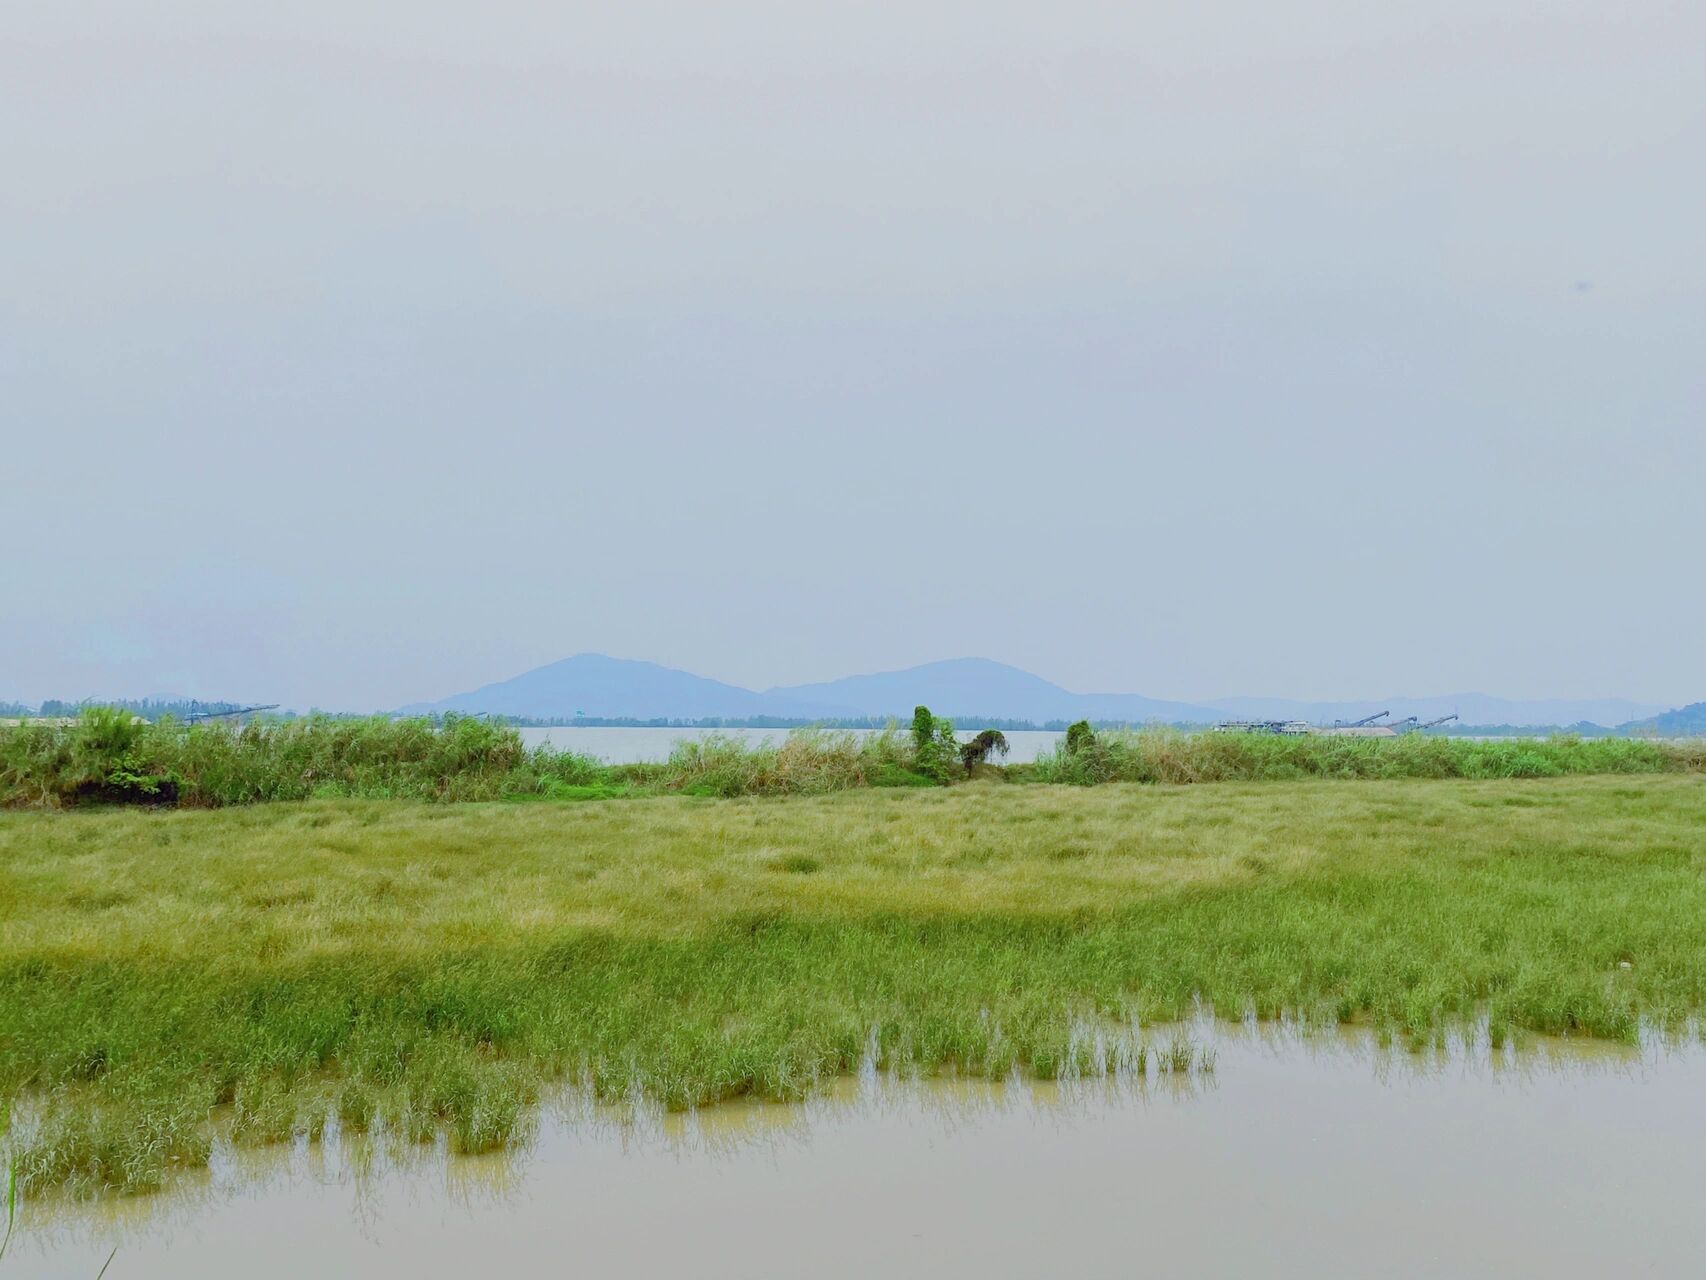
[0,711,603,809]
[660,727,915,797]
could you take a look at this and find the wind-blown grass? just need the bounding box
[0,714,937,809]
[3,712,1700,811]
[641,727,925,796]
[0,711,600,808]
[1027,727,1704,785]
[3,774,1706,1195]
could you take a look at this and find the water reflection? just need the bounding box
[12,1021,1704,1279]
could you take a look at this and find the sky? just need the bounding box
[3,0,1702,711]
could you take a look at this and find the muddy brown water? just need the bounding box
[11,1024,1706,1278]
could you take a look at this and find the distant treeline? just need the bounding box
[5,704,1182,731]
[14,698,258,721]
[1423,716,1704,738]
[8,700,1698,738]
[502,716,1673,736]
[7,699,348,723]
[1422,722,1616,738]
[499,714,1215,731]
[337,713,1680,737]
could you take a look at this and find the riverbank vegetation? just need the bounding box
[3,709,1702,810]
[1027,721,1703,785]
[3,774,1706,1195]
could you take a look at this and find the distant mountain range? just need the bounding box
[402,654,1675,728]
[768,659,1225,724]
[398,654,856,721]
[1619,702,1706,737]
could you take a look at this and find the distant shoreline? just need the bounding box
[1,704,1672,736]
[498,715,1633,737]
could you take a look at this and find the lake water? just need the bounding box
[519,726,1068,764]
[514,727,1644,765]
[16,1023,1706,1278]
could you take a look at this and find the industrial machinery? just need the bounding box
[1217,710,1462,737]
[185,702,280,724]
[1386,713,1461,734]
[1213,719,1313,735]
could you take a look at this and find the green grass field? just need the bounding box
[4,774,1706,1195]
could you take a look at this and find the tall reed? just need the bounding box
[3,711,1701,811]
[1028,727,1702,786]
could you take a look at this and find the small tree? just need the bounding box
[959,728,1010,771]
[912,705,936,755]
[1065,720,1096,756]
[911,704,958,783]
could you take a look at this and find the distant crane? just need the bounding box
[1387,716,1419,733]
[185,702,280,724]
[1391,714,1459,734]
[1334,710,1390,728]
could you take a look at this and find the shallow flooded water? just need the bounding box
[13,1024,1706,1278]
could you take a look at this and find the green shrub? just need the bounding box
[909,705,959,784]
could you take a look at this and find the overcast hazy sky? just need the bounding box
[4,0,1702,710]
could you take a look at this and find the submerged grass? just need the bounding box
[2,774,1706,1195]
